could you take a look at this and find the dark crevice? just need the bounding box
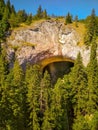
[43,61,74,84]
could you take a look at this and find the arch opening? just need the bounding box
[43,60,74,84]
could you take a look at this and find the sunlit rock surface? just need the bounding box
[7,20,91,67]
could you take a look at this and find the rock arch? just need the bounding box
[39,56,74,70]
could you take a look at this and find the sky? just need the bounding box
[5,0,98,19]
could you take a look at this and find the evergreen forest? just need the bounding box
[0,0,98,130]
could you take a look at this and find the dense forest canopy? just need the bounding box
[0,0,98,130]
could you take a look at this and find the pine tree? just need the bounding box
[6,0,12,14]
[26,64,42,130]
[17,10,27,23]
[69,53,89,129]
[0,0,5,20]
[91,111,98,130]
[0,60,26,130]
[86,37,98,115]
[70,53,87,116]
[62,74,75,130]
[2,6,10,32]
[36,5,43,19]
[11,4,16,14]
[42,9,47,19]
[50,78,70,130]
[75,15,78,27]
[40,71,52,130]
[0,53,8,128]
[84,9,98,45]
[9,12,19,27]
[65,12,72,24]
[26,13,32,25]
[73,115,90,130]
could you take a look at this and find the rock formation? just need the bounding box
[7,20,91,68]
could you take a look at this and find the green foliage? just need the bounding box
[9,12,19,27]
[26,13,33,25]
[41,71,52,130]
[0,59,26,129]
[70,53,87,114]
[0,3,98,129]
[74,15,78,27]
[17,10,27,23]
[0,44,98,129]
[26,64,42,129]
[86,38,98,114]
[34,5,48,20]
[91,111,98,130]
[73,115,90,130]
[36,5,43,19]
[0,0,5,20]
[42,9,48,19]
[65,12,72,24]
[84,9,98,45]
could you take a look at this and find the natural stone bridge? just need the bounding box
[7,20,91,68]
[39,56,74,69]
[39,56,74,84]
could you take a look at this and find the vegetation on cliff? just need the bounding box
[0,0,98,130]
[0,38,98,130]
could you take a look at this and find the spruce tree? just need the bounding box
[70,53,87,116]
[0,54,8,128]
[42,9,48,19]
[86,37,98,114]
[84,9,98,45]
[9,12,19,27]
[17,10,27,23]
[65,12,72,24]
[0,0,5,20]
[6,0,12,14]
[26,64,42,130]
[41,71,52,130]
[69,53,89,129]
[26,13,33,25]
[50,78,70,130]
[0,60,25,130]
[75,15,78,27]
[36,5,43,19]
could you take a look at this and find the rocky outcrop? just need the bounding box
[7,20,91,68]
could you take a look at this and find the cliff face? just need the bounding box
[7,20,90,68]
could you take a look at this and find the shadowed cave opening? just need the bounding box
[43,61,74,84]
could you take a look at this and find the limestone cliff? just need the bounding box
[7,20,91,68]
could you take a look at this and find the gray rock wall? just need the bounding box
[7,20,93,67]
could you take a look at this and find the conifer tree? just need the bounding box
[42,9,48,19]
[41,71,52,130]
[26,13,33,25]
[6,0,12,14]
[86,37,98,114]
[65,12,72,24]
[0,0,5,20]
[9,12,19,27]
[75,15,78,27]
[69,53,89,129]
[0,60,25,130]
[36,5,43,19]
[91,111,98,130]
[50,78,70,130]
[11,4,16,14]
[84,9,98,45]
[70,53,87,116]
[17,10,27,23]
[0,53,8,128]
[73,115,90,130]
[62,74,75,130]
[26,64,42,130]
